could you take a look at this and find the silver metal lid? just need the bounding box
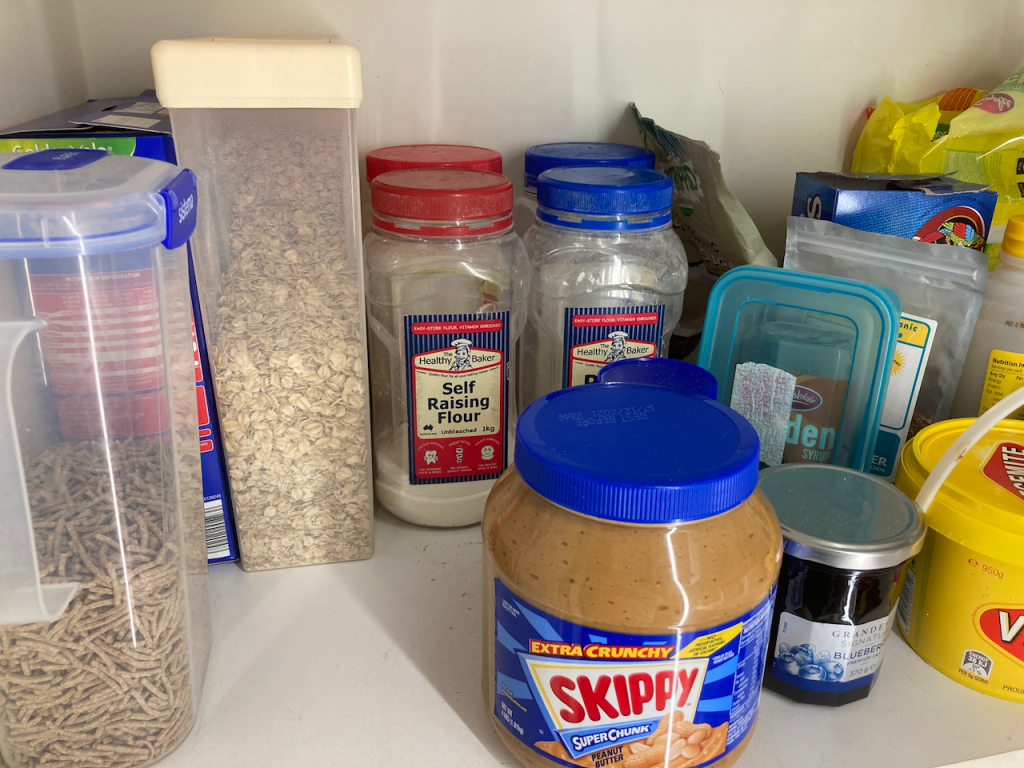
[758,464,926,571]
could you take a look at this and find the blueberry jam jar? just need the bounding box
[758,465,925,706]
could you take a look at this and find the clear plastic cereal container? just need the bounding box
[520,166,688,407]
[364,169,529,527]
[0,149,210,768]
[152,38,373,570]
[484,383,782,768]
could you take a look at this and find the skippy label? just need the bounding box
[771,607,898,693]
[871,313,938,481]
[493,578,776,767]
[562,306,664,387]
[404,313,509,484]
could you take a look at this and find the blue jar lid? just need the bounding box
[536,167,673,231]
[524,142,655,189]
[514,383,760,523]
[597,357,718,399]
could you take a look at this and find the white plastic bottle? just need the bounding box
[951,214,1024,419]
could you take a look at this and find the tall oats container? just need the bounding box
[0,149,211,768]
[152,39,372,571]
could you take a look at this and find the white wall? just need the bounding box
[0,0,87,131]
[30,0,1024,256]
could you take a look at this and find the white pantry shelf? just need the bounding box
[158,510,1024,768]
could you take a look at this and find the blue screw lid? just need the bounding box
[597,357,718,399]
[524,142,655,190]
[536,167,674,231]
[514,383,760,524]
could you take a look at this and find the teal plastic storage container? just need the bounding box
[697,266,900,472]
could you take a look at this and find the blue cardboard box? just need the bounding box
[0,92,176,162]
[0,96,239,564]
[792,172,997,251]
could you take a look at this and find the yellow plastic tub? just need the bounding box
[896,418,1024,702]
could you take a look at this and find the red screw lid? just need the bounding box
[366,144,502,183]
[371,169,513,236]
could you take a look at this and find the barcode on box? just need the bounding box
[204,499,230,560]
[897,567,916,635]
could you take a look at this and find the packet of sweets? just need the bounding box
[851,66,1024,270]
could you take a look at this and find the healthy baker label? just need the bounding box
[562,305,665,387]
[404,312,509,485]
[493,578,775,768]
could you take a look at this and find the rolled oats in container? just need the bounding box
[152,38,373,570]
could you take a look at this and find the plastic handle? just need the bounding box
[915,385,1024,513]
[0,319,79,625]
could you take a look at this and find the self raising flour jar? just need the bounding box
[758,465,924,706]
[484,383,782,768]
[365,169,528,526]
[520,167,687,407]
[514,142,655,236]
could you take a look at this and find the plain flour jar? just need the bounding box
[365,169,528,526]
[520,166,688,407]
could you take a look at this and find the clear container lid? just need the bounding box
[698,266,900,472]
[759,464,925,570]
[0,149,196,256]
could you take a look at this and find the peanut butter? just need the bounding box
[481,383,783,768]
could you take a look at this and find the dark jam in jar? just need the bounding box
[757,464,925,707]
[765,553,905,706]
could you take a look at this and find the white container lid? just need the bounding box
[0,149,195,256]
[151,38,362,109]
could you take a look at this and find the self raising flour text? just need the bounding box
[427,380,492,424]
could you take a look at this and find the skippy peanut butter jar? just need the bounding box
[482,383,783,768]
[896,418,1024,703]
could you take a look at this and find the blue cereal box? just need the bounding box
[189,251,240,563]
[792,172,997,251]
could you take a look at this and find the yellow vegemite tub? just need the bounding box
[895,418,1024,702]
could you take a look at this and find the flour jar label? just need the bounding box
[562,306,665,387]
[404,312,509,484]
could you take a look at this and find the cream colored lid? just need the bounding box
[151,38,361,109]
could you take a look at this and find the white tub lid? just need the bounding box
[151,38,362,109]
